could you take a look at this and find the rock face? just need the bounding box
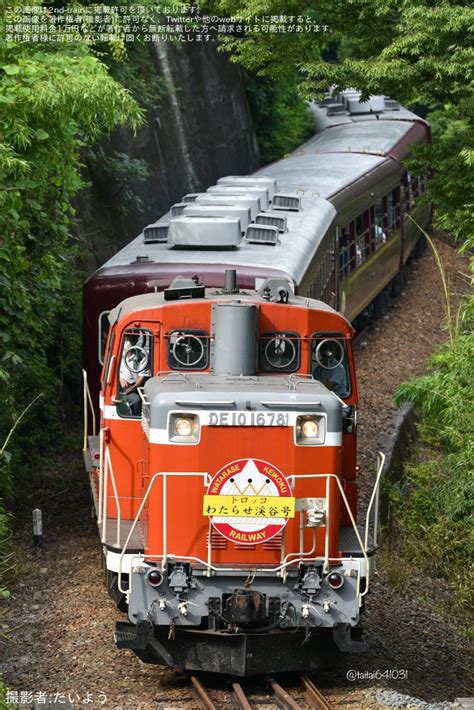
[73,41,260,273]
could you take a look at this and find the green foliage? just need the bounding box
[245,72,314,163]
[0,677,8,710]
[86,147,150,214]
[391,321,474,610]
[102,41,171,110]
[0,14,143,501]
[206,0,474,246]
[408,103,474,244]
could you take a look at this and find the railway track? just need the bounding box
[190,673,332,709]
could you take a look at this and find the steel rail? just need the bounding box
[302,675,333,709]
[190,675,217,710]
[269,678,301,709]
[232,681,252,710]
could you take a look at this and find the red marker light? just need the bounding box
[327,572,344,589]
[147,569,163,587]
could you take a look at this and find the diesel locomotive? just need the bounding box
[83,91,429,674]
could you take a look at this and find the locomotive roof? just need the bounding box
[97,101,427,288]
[108,287,348,327]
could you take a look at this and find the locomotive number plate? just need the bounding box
[208,411,289,426]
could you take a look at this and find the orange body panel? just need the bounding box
[101,296,359,564]
[144,427,341,564]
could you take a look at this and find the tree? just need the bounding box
[207,0,474,242]
[0,16,143,489]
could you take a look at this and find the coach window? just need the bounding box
[259,332,300,372]
[375,199,388,248]
[355,210,372,267]
[387,188,400,236]
[310,334,350,398]
[168,330,209,370]
[116,328,152,418]
[339,223,354,278]
[403,172,415,212]
[98,311,111,364]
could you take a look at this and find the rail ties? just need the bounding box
[190,673,333,709]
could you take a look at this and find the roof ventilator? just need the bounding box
[207,185,270,210]
[143,221,169,243]
[326,103,346,116]
[272,194,301,212]
[217,176,277,200]
[182,193,200,203]
[384,97,400,110]
[255,212,287,233]
[168,216,242,248]
[170,202,188,217]
[183,204,252,232]
[245,223,279,246]
[348,95,385,114]
[318,96,334,107]
[194,194,261,220]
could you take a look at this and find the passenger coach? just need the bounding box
[84,91,430,413]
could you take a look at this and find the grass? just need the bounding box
[386,226,473,625]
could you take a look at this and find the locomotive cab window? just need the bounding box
[98,311,111,364]
[117,328,152,418]
[311,334,350,398]
[259,332,300,372]
[168,330,209,370]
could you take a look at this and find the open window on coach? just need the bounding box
[339,224,353,277]
[311,334,350,398]
[259,332,301,372]
[168,330,209,370]
[116,328,152,418]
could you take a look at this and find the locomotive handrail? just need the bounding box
[175,400,236,407]
[286,473,370,597]
[118,471,210,596]
[118,470,374,602]
[364,451,385,549]
[82,369,97,451]
[101,445,122,548]
[260,400,321,408]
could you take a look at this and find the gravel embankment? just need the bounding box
[0,238,471,709]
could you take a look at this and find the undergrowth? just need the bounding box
[388,230,473,618]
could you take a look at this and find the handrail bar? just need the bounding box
[82,369,97,451]
[287,473,369,596]
[101,445,122,548]
[118,469,375,602]
[118,471,209,595]
[364,451,385,549]
[97,428,104,524]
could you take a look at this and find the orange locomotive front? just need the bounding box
[90,273,382,675]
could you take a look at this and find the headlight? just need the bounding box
[169,413,200,443]
[295,415,325,446]
[175,418,193,437]
[302,419,319,438]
